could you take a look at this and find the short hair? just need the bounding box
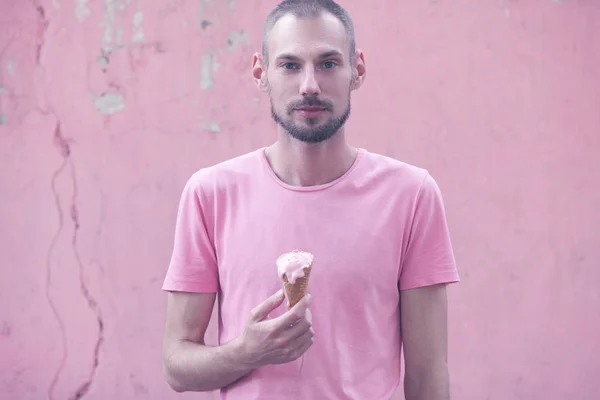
[262,0,356,65]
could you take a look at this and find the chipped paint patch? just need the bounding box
[227,31,249,52]
[198,0,215,29]
[93,92,125,115]
[7,61,15,76]
[200,19,213,30]
[76,0,91,22]
[198,0,205,29]
[0,85,5,95]
[116,26,125,47]
[200,51,219,90]
[102,0,129,52]
[132,12,144,44]
[0,114,7,125]
[102,0,117,52]
[200,121,221,133]
[53,0,60,9]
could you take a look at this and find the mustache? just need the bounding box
[287,97,333,112]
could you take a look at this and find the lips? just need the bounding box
[297,106,326,111]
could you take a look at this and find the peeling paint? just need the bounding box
[200,121,221,133]
[200,51,219,90]
[97,49,111,72]
[0,114,7,125]
[198,0,204,29]
[116,26,125,47]
[227,31,250,52]
[102,0,117,52]
[7,60,15,76]
[198,0,215,29]
[102,0,130,52]
[132,12,144,44]
[76,0,91,22]
[93,92,125,115]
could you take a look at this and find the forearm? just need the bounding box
[404,365,450,400]
[164,337,257,392]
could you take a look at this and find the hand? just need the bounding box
[238,289,314,369]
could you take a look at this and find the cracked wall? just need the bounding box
[1,1,600,399]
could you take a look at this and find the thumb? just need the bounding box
[249,289,285,323]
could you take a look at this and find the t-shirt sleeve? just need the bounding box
[398,173,460,291]
[162,173,219,293]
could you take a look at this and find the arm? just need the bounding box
[162,289,314,393]
[161,173,254,391]
[401,283,450,400]
[162,291,255,392]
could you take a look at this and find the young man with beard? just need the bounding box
[161,1,460,399]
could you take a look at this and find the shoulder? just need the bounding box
[185,148,264,195]
[358,149,439,196]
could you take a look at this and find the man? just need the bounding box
[161,0,460,399]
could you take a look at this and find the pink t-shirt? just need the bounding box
[163,148,459,399]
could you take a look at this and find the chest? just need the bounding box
[213,189,406,315]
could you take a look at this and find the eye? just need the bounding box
[321,61,337,69]
[281,63,298,70]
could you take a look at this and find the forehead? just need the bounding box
[267,12,350,60]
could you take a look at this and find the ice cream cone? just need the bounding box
[276,250,314,309]
[282,265,312,309]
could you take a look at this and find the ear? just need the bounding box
[350,49,366,91]
[252,52,268,92]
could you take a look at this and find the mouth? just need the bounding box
[298,106,326,111]
[295,106,327,117]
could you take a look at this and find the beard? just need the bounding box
[270,95,351,144]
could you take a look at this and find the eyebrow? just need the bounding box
[275,49,344,62]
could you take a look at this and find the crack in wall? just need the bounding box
[68,146,105,400]
[30,0,49,64]
[46,121,70,400]
[46,120,105,400]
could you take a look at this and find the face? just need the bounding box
[253,12,366,144]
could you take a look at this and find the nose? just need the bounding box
[299,68,321,96]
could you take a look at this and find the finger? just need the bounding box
[273,294,311,331]
[288,332,314,360]
[249,289,285,323]
[281,317,312,342]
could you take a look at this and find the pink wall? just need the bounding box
[1,1,599,399]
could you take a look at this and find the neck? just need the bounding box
[264,128,358,187]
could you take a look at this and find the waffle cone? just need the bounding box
[282,265,312,309]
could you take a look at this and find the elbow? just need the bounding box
[167,379,186,394]
[163,363,187,393]
[162,359,214,393]
[162,342,191,393]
